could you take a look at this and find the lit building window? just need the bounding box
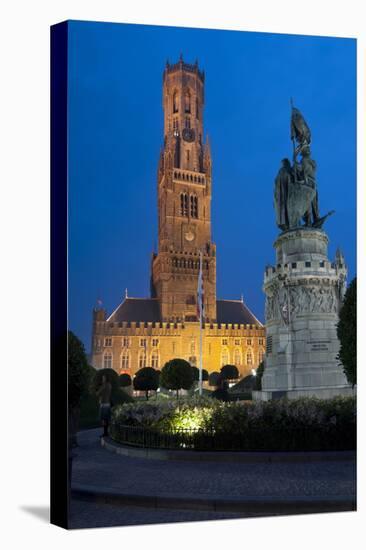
[121,352,130,370]
[173,91,178,113]
[221,350,229,366]
[222,339,228,346]
[234,349,241,366]
[234,339,241,346]
[259,338,264,345]
[152,338,159,347]
[103,351,112,369]
[139,353,147,369]
[140,338,147,348]
[104,337,112,347]
[184,91,191,113]
[247,339,252,346]
[151,352,159,369]
[258,350,265,363]
[247,352,253,365]
[122,337,129,347]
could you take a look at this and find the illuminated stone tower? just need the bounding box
[151,56,217,322]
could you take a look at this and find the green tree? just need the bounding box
[68,331,91,445]
[160,358,194,398]
[220,364,239,381]
[133,367,160,400]
[254,361,265,390]
[208,371,220,387]
[337,277,357,386]
[191,366,209,382]
[119,373,132,387]
[92,367,134,406]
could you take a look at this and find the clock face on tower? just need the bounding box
[182,128,195,142]
[185,230,195,242]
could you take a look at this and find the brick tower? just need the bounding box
[151,56,217,322]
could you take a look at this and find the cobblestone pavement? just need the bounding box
[69,499,255,529]
[72,429,356,500]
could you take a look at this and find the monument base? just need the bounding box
[262,228,351,399]
[253,385,355,402]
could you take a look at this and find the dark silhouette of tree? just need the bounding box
[254,361,265,390]
[119,373,132,387]
[220,364,239,381]
[68,331,92,445]
[133,367,160,400]
[337,277,357,386]
[191,366,209,381]
[208,371,220,387]
[160,358,194,398]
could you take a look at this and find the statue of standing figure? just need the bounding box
[274,103,333,232]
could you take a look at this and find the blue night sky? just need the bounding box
[67,20,356,352]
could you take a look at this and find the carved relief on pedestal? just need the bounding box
[265,280,339,324]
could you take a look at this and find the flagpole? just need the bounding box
[198,251,203,396]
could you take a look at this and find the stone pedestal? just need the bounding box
[259,228,351,400]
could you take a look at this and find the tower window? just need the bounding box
[196,97,199,119]
[173,91,178,113]
[190,195,198,218]
[180,193,188,216]
[185,117,191,129]
[184,91,191,113]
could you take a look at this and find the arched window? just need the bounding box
[173,91,178,113]
[151,352,159,369]
[180,193,188,216]
[246,351,253,365]
[221,350,229,366]
[194,196,198,218]
[185,117,191,129]
[258,349,265,363]
[103,351,112,369]
[196,97,199,119]
[234,349,241,366]
[120,351,130,371]
[139,353,147,370]
[184,90,191,113]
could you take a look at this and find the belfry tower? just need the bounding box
[151,56,217,322]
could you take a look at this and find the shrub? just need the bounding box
[110,395,356,451]
[191,366,209,382]
[119,373,132,387]
[337,277,356,386]
[160,358,194,397]
[254,361,265,390]
[208,371,220,387]
[91,367,134,406]
[133,367,160,400]
[220,364,239,381]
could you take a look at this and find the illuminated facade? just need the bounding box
[91,57,265,378]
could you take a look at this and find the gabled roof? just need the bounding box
[107,298,161,323]
[107,296,262,326]
[216,299,263,326]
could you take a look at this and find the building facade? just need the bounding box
[91,57,265,378]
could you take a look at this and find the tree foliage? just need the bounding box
[337,277,357,386]
[133,367,160,400]
[254,361,265,390]
[160,358,194,397]
[220,364,239,381]
[191,366,209,381]
[119,373,132,387]
[68,331,91,409]
[208,371,221,387]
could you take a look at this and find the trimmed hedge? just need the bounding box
[110,395,356,451]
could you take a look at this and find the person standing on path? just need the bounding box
[97,374,112,437]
